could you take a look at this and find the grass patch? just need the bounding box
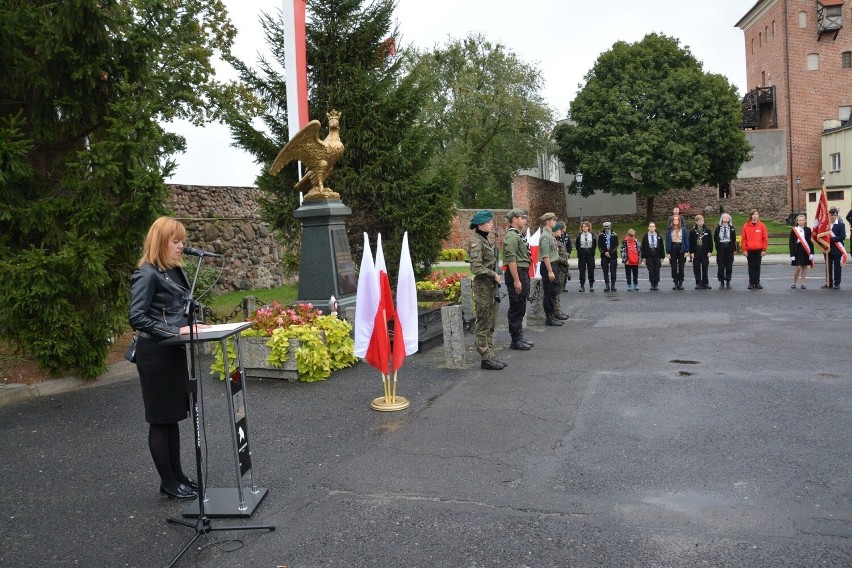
[204,284,299,321]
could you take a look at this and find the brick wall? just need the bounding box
[168,185,287,292]
[741,0,852,205]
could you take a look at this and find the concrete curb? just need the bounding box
[0,360,138,409]
[437,254,822,269]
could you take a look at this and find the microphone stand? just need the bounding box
[165,252,274,568]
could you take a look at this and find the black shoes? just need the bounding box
[160,483,198,500]
[579,285,585,292]
[554,313,569,320]
[510,340,532,351]
[611,286,617,291]
[604,285,610,292]
[545,318,563,326]
[521,337,534,347]
[481,359,506,370]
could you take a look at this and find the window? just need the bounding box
[827,190,844,200]
[799,11,808,28]
[761,71,766,85]
[718,184,730,199]
[843,52,852,68]
[759,31,763,46]
[830,152,841,172]
[807,53,820,70]
[751,38,755,53]
[772,20,776,37]
[809,192,817,203]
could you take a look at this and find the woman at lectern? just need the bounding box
[129,216,207,500]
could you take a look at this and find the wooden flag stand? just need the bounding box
[371,370,410,411]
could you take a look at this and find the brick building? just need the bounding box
[736,0,852,212]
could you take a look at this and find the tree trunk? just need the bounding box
[645,195,655,223]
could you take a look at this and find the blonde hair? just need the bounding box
[138,216,186,269]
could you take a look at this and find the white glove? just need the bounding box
[809,254,814,260]
[790,256,796,262]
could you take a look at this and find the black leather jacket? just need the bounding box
[129,263,189,338]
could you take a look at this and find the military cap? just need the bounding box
[540,212,557,222]
[602,221,612,229]
[469,209,494,229]
[505,208,529,221]
[554,222,565,232]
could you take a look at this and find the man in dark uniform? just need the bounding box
[597,221,618,291]
[467,210,506,370]
[503,208,534,350]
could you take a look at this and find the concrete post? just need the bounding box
[528,277,544,320]
[441,305,465,367]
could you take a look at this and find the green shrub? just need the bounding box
[439,248,468,261]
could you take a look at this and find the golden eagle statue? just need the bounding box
[269,109,345,202]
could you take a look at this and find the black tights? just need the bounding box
[148,423,190,490]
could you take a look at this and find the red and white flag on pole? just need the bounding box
[813,187,831,253]
[395,232,419,365]
[283,0,309,141]
[527,227,541,278]
[364,235,397,375]
[354,233,379,358]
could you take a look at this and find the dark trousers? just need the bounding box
[645,255,661,286]
[625,265,639,285]
[540,262,559,318]
[578,249,595,285]
[746,250,762,285]
[693,252,709,285]
[669,242,685,283]
[828,254,842,286]
[716,244,734,282]
[505,267,530,340]
[600,255,617,285]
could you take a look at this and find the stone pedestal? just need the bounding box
[293,199,358,312]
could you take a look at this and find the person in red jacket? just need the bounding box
[741,208,768,289]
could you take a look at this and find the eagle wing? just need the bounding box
[268,120,323,176]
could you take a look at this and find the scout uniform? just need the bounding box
[554,222,571,316]
[503,208,533,350]
[538,212,564,325]
[467,210,505,370]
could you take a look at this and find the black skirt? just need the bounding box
[791,245,811,267]
[136,336,190,424]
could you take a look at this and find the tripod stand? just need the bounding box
[164,254,274,568]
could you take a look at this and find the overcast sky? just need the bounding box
[167,0,753,187]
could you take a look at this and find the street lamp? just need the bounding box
[575,171,584,222]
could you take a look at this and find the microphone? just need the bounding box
[183,246,223,258]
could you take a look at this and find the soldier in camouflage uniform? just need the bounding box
[467,210,506,370]
[553,222,571,319]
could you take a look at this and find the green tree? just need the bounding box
[224,0,454,276]
[410,34,554,208]
[0,0,242,378]
[554,33,751,221]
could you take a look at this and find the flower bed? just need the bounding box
[211,301,356,382]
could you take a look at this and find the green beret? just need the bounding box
[469,210,493,229]
[540,212,556,223]
[554,222,564,232]
[505,208,529,221]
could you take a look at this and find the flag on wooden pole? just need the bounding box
[283,0,309,141]
[354,233,379,359]
[395,232,419,366]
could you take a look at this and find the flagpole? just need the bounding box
[824,252,830,287]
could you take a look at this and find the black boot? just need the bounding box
[545,317,564,326]
[510,339,531,350]
[481,359,506,370]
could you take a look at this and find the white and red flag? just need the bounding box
[527,227,541,278]
[283,0,309,140]
[395,232,419,364]
[354,233,379,359]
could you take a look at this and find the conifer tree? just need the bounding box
[0,0,241,378]
[224,0,454,276]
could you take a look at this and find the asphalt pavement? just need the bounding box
[1,259,850,567]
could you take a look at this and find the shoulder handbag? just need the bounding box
[124,332,138,363]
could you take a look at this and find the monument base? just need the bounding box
[293,199,358,311]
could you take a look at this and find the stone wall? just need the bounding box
[168,185,286,292]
